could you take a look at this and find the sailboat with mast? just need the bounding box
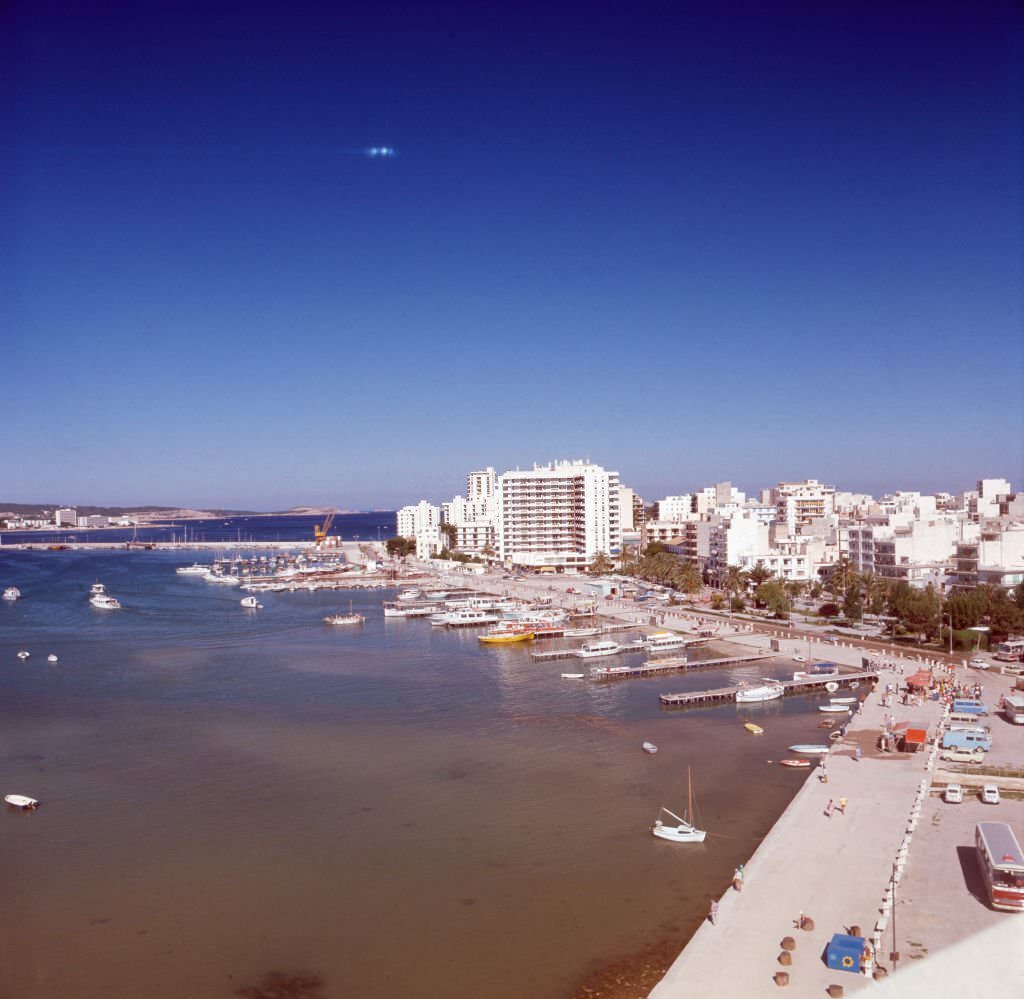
[324,600,365,625]
[651,767,706,843]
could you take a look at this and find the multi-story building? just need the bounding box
[78,515,109,528]
[656,495,694,522]
[953,524,1024,590]
[396,501,443,558]
[54,507,77,527]
[496,459,620,570]
[770,480,836,534]
[849,517,962,588]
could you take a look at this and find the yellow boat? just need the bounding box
[478,630,535,645]
[744,722,764,736]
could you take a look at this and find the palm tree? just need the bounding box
[722,565,748,598]
[590,552,614,575]
[617,544,639,576]
[480,543,496,564]
[672,559,702,595]
[746,561,773,590]
[827,557,855,599]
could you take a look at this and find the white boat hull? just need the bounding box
[651,820,706,843]
[5,794,39,809]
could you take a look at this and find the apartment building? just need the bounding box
[953,523,1024,590]
[769,480,836,534]
[54,507,78,527]
[496,460,620,570]
[849,517,961,587]
[396,500,443,558]
[442,470,499,557]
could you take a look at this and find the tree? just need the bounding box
[746,561,773,590]
[480,543,496,562]
[808,581,824,600]
[784,580,806,602]
[672,559,702,595]
[643,542,666,557]
[617,544,639,575]
[843,588,863,623]
[710,592,726,610]
[826,557,855,599]
[755,580,791,618]
[722,566,749,599]
[590,552,614,575]
[385,536,416,557]
[440,522,458,548]
[818,602,840,618]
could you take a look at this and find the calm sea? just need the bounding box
[0,512,397,547]
[0,549,829,999]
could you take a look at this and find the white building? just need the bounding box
[78,514,109,528]
[55,507,78,527]
[770,480,836,534]
[848,516,963,587]
[656,495,694,522]
[396,501,443,559]
[618,485,637,531]
[497,459,620,570]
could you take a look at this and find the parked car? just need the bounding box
[944,783,963,804]
[970,658,990,670]
[940,747,985,764]
[981,784,1000,805]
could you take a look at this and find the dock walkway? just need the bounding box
[659,669,880,706]
[591,652,774,680]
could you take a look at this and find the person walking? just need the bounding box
[708,899,719,925]
[855,745,862,762]
[838,797,847,815]
[825,799,834,818]
[733,864,745,891]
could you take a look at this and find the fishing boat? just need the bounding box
[2,586,20,601]
[651,768,706,843]
[788,744,831,754]
[779,759,811,768]
[576,640,620,659]
[818,704,850,713]
[560,672,585,679]
[240,595,262,609]
[478,628,534,644]
[735,679,784,703]
[89,592,122,610]
[744,722,764,735]
[642,741,658,754]
[4,794,39,809]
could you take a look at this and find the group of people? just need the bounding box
[824,796,848,818]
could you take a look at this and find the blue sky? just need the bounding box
[6,3,1022,509]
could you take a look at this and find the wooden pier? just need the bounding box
[658,669,880,707]
[590,652,773,680]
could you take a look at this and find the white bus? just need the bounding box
[994,638,1024,662]
[975,822,1024,911]
[1003,694,1024,726]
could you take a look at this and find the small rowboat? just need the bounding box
[642,741,658,754]
[819,704,849,713]
[779,759,811,768]
[788,744,830,754]
[830,696,857,704]
[744,722,764,736]
[4,794,39,809]
[560,673,585,679]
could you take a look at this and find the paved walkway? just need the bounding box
[650,650,949,998]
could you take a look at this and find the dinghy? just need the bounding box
[744,722,764,735]
[788,744,830,754]
[4,794,39,809]
[642,741,658,754]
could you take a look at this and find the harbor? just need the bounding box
[658,668,880,706]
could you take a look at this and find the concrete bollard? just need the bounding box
[778,951,792,966]
[781,936,797,951]
[774,971,790,987]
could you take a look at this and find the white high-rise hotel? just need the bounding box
[497,460,620,569]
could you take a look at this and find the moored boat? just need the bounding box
[642,741,658,754]
[779,759,811,768]
[788,744,830,754]
[176,563,210,575]
[736,679,784,703]
[744,722,764,735]
[576,640,620,659]
[651,768,706,843]
[478,628,534,644]
[644,631,688,651]
[560,672,585,679]
[818,704,849,713]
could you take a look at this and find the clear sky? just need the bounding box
[7,3,1023,510]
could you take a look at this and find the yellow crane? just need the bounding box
[314,511,336,545]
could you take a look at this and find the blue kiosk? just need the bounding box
[826,933,865,974]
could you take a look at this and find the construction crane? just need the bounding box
[313,511,336,546]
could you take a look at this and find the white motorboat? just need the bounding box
[642,741,658,754]
[735,679,785,703]
[89,593,122,610]
[204,574,240,585]
[651,769,706,843]
[47,654,59,663]
[576,640,620,659]
[819,704,850,713]
[788,744,831,754]
[590,663,632,677]
[560,672,585,679]
[443,608,501,627]
[562,626,600,638]
[176,563,210,575]
[830,696,857,705]
[2,586,20,601]
[4,794,39,810]
[397,587,422,602]
[90,582,106,595]
[644,631,688,651]
[240,596,262,609]
[17,650,30,660]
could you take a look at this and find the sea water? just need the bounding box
[0,549,827,998]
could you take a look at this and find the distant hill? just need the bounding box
[0,502,259,519]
